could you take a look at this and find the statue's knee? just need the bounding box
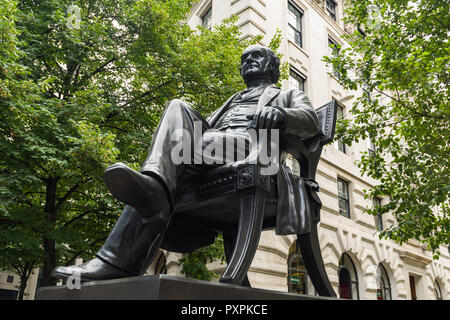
[166,99,188,112]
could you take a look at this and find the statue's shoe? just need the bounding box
[103,162,171,231]
[51,257,134,282]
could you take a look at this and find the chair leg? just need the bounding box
[222,233,251,287]
[297,222,337,297]
[220,193,265,286]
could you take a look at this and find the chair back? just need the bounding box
[295,100,338,180]
[317,100,338,146]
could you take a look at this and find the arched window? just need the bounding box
[338,253,359,299]
[287,240,308,294]
[376,264,392,300]
[434,281,443,300]
[154,250,167,275]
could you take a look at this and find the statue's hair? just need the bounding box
[266,48,281,84]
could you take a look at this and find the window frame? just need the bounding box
[326,0,337,21]
[368,138,376,157]
[287,240,309,295]
[338,253,359,299]
[289,68,306,92]
[373,197,383,231]
[0,289,18,300]
[409,275,417,300]
[154,251,168,275]
[328,37,341,79]
[377,264,392,300]
[201,6,212,30]
[288,1,304,48]
[287,253,308,294]
[337,178,351,218]
[336,104,347,153]
[434,281,443,300]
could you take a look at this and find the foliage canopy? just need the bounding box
[324,0,449,257]
[0,0,287,290]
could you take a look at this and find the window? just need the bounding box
[433,281,442,300]
[6,275,14,283]
[336,104,346,153]
[337,178,350,218]
[376,264,392,300]
[326,0,337,21]
[154,250,167,275]
[35,269,44,295]
[362,79,371,102]
[0,289,18,300]
[289,69,305,92]
[288,2,303,48]
[368,138,376,157]
[338,253,359,299]
[328,37,340,78]
[287,240,308,294]
[373,197,383,231]
[202,7,212,30]
[409,275,417,300]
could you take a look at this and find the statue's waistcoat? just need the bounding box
[214,86,265,131]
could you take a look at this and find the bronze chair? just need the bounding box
[160,100,337,297]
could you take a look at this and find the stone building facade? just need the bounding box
[0,270,39,300]
[150,0,449,300]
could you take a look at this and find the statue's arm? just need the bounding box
[206,108,220,124]
[280,89,321,140]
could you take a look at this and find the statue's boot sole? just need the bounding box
[104,163,171,227]
[51,257,134,282]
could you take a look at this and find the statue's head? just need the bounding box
[240,45,280,85]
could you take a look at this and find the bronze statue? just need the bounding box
[52,45,336,297]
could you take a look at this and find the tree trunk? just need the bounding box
[42,238,56,286]
[17,281,27,300]
[17,263,32,300]
[42,178,58,287]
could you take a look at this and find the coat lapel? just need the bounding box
[207,92,239,127]
[257,84,281,109]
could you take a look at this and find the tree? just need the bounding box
[0,0,44,299]
[324,0,449,257]
[0,0,282,293]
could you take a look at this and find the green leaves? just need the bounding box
[0,0,290,286]
[178,234,225,281]
[325,0,449,257]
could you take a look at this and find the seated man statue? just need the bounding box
[52,45,321,282]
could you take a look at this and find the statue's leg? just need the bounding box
[141,99,210,204]
[98,100,212,275]
[96,205,166,276]
[53,100,212,281]
[51,205,164,281]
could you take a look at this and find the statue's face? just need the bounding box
[240,45,271,82]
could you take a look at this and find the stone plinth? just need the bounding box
[35,274,337,300]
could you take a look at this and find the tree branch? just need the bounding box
[55,178,92,213]
[58,210,91,229]
[372,86,447,120]
[75,56,117,89]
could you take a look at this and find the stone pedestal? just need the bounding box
[35,274,337,300]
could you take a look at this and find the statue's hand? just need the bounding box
[247,106,287,130]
